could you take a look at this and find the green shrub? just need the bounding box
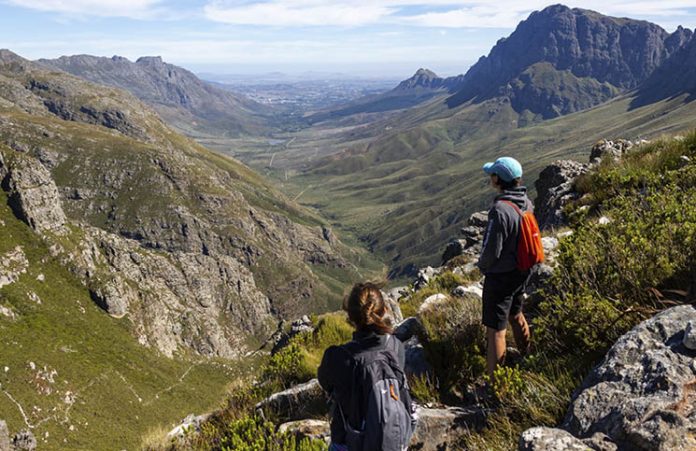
[418,293,486,400]
[261,313,354,388]
[535,132,696,361]
[408,374,439,404]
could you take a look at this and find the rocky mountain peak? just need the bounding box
[0,49,24,64]
[135,56,164,66]
[446,4,690,117]
[395,68,464,92]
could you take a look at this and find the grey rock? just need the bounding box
[452,284,483,299]
[414,266,440,290]
[0,246,28,289]
[467,211,489,229]
[535,160,589,230]
[589,139,633,164]
[519,427,591,450]
[167,413,210,439]
[418,294,448,314]
[255,379,327,422]
[11,430,36,451]
[0,151,67,234]
[0,420,9,451]
[394,317,424,343]
[403,336,431,378]
[564,305,696,451]
[582,433,618,451]
[683,320,696,350]
[278,419,330,442]
[410,405,487,451]
[273,316,315,354]
[441,239,468,264]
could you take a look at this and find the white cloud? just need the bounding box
[204,0,394,27]
[202,0,696,30]
[4,0,163,19]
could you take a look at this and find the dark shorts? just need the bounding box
[482,270,529,331]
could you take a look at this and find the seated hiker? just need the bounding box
[478,157,543,381]
[318,282,415,451]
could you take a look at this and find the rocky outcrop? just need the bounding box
[522,305,696,451]
[562,305,696,451]
[442,211,488,264]
[255,379,327,422]
[534,160,589,230]
[167,413,211,439]
[60,226,275,356]
[589,139,634,164]
[0,151,66,234]
[410,405,487,451]
[272,316,314,354]
[278,419,330,443]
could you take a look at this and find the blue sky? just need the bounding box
[1,1,695,78]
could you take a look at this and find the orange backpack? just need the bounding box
[501,200,545,271]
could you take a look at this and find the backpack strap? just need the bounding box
[500,199,525,216]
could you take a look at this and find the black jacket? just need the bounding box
[477,187,534,274]
[317,330,406,444]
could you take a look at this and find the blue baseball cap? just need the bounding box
[482,157,523,182]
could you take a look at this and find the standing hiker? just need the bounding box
[478,157,543,381]
[318,282,415,451]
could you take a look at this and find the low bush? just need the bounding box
[418,293,486,400]
[535,133,696,362]
[262,313,354,388]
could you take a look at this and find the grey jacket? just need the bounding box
[477,187,534,274]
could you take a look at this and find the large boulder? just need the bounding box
[410,405,487,450]
[564,305,696,451]
[534,160,589,230]
[255,379,327,422]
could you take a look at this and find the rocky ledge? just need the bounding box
[521,304,696,451]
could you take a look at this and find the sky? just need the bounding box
[1,1,695,78]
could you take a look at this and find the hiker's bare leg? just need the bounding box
[510,312,531,355]
[486,327,507,380]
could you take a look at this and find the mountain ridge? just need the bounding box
[38,53,273,138]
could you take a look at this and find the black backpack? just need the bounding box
[335,335,416,451]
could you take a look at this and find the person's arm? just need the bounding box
[318,346,337,393]
[477,207,505,273]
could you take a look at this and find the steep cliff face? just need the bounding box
[632,33,696,107]
[0,50,376,357]
[38,54,271,137]
[447,5,693,117]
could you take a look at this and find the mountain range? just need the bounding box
[38,54,274,138]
